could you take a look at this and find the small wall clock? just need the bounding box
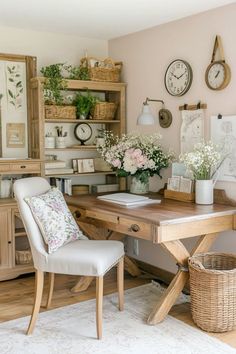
[164,59,193,96]
[205,35,231,90]
[74,123,92,145]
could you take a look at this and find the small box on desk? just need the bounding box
[91,184,119,194]
[164,189,195,203]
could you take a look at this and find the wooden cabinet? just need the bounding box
[29,77,127,191]
[0,159,41,280]
[0,206,12,271]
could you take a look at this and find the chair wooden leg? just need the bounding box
[27,270,44,335]
[96,276,103,340]
[117,257,124,311]
[46,273,54,309]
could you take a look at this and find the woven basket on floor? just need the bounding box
[15,249,33,265]
[188,252,236,333]
[45,105,76,119]
[91,102,117,120]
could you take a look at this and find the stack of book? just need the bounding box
[97,193,161,207]
[50,177,72,195]
[45,160,73,176]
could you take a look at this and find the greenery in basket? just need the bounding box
[64,64,90,80]
[73,91,98,119]
[40,63,67,105]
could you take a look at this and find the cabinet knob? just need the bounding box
[8,241,11,244]
[128,224,140,232]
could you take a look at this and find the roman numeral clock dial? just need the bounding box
[164,59,193,96]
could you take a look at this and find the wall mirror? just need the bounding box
[0,53,36,159]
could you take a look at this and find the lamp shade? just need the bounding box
[137,104,155,125]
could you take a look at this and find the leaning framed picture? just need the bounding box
[77,158,95,173]
[6,123,25,148]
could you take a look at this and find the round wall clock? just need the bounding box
[205,36,231,91]
[164,59,193,96]
[205,61,231,90]
[74,123,92,145]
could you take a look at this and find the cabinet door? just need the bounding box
[0,208,12,269]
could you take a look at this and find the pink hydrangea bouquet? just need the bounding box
[97,131,173,184]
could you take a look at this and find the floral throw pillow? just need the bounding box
[25,187,87,253]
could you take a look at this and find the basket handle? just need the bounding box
[192,259,205,269]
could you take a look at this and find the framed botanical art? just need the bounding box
[0,53,36,157]
[6,123,25,148]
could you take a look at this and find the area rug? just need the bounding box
[0,282,235,354]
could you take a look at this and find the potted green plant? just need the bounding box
[40,63,66,105]
[41,63,76,119]
[73,91,98,119]
[64,65,90,81]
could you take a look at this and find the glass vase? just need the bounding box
[130,176,149,194]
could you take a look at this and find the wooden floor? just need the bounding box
[0,269,236,349]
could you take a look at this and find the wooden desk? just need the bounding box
[66,194,236,325]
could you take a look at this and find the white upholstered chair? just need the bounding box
[14,177,124,339]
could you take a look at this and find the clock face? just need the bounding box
[74,123,92,144]
[205,61,231,90]
[207,63,225,89]
[165,59,193,96]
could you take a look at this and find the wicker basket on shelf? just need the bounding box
[15,249,33,265]
[45,105,76,119]
[188,252,236,333]
[91,102,117,120]
[80,57,122,82]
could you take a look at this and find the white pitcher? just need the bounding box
[195,179,217,205]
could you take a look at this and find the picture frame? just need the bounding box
[0,53,37,157]
[77,158,95,173]
[6,123,25,148]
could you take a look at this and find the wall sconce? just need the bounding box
[137,97,172,128]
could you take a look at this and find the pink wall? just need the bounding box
[109,3,236,272]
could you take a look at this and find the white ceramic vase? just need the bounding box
[195,179,215,205]
[130,176,149,194]
[55,137,66,148]
[45,137,55,149]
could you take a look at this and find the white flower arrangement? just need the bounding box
[97,131,173,184]
[179,141,223,180]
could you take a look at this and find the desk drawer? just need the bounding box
[10,163,41,173]
[0,164,10,173]
[118,217,152,241]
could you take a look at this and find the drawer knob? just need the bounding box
[128,224,140,232]
[74,210,81,219]
[20,165,26,169]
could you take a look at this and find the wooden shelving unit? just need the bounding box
[30,77,127,190]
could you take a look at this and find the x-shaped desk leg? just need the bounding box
[147,232,219,325]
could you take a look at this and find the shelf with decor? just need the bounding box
[46,171,116,177]
[45,119,120,124]
[29,77,127,192]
